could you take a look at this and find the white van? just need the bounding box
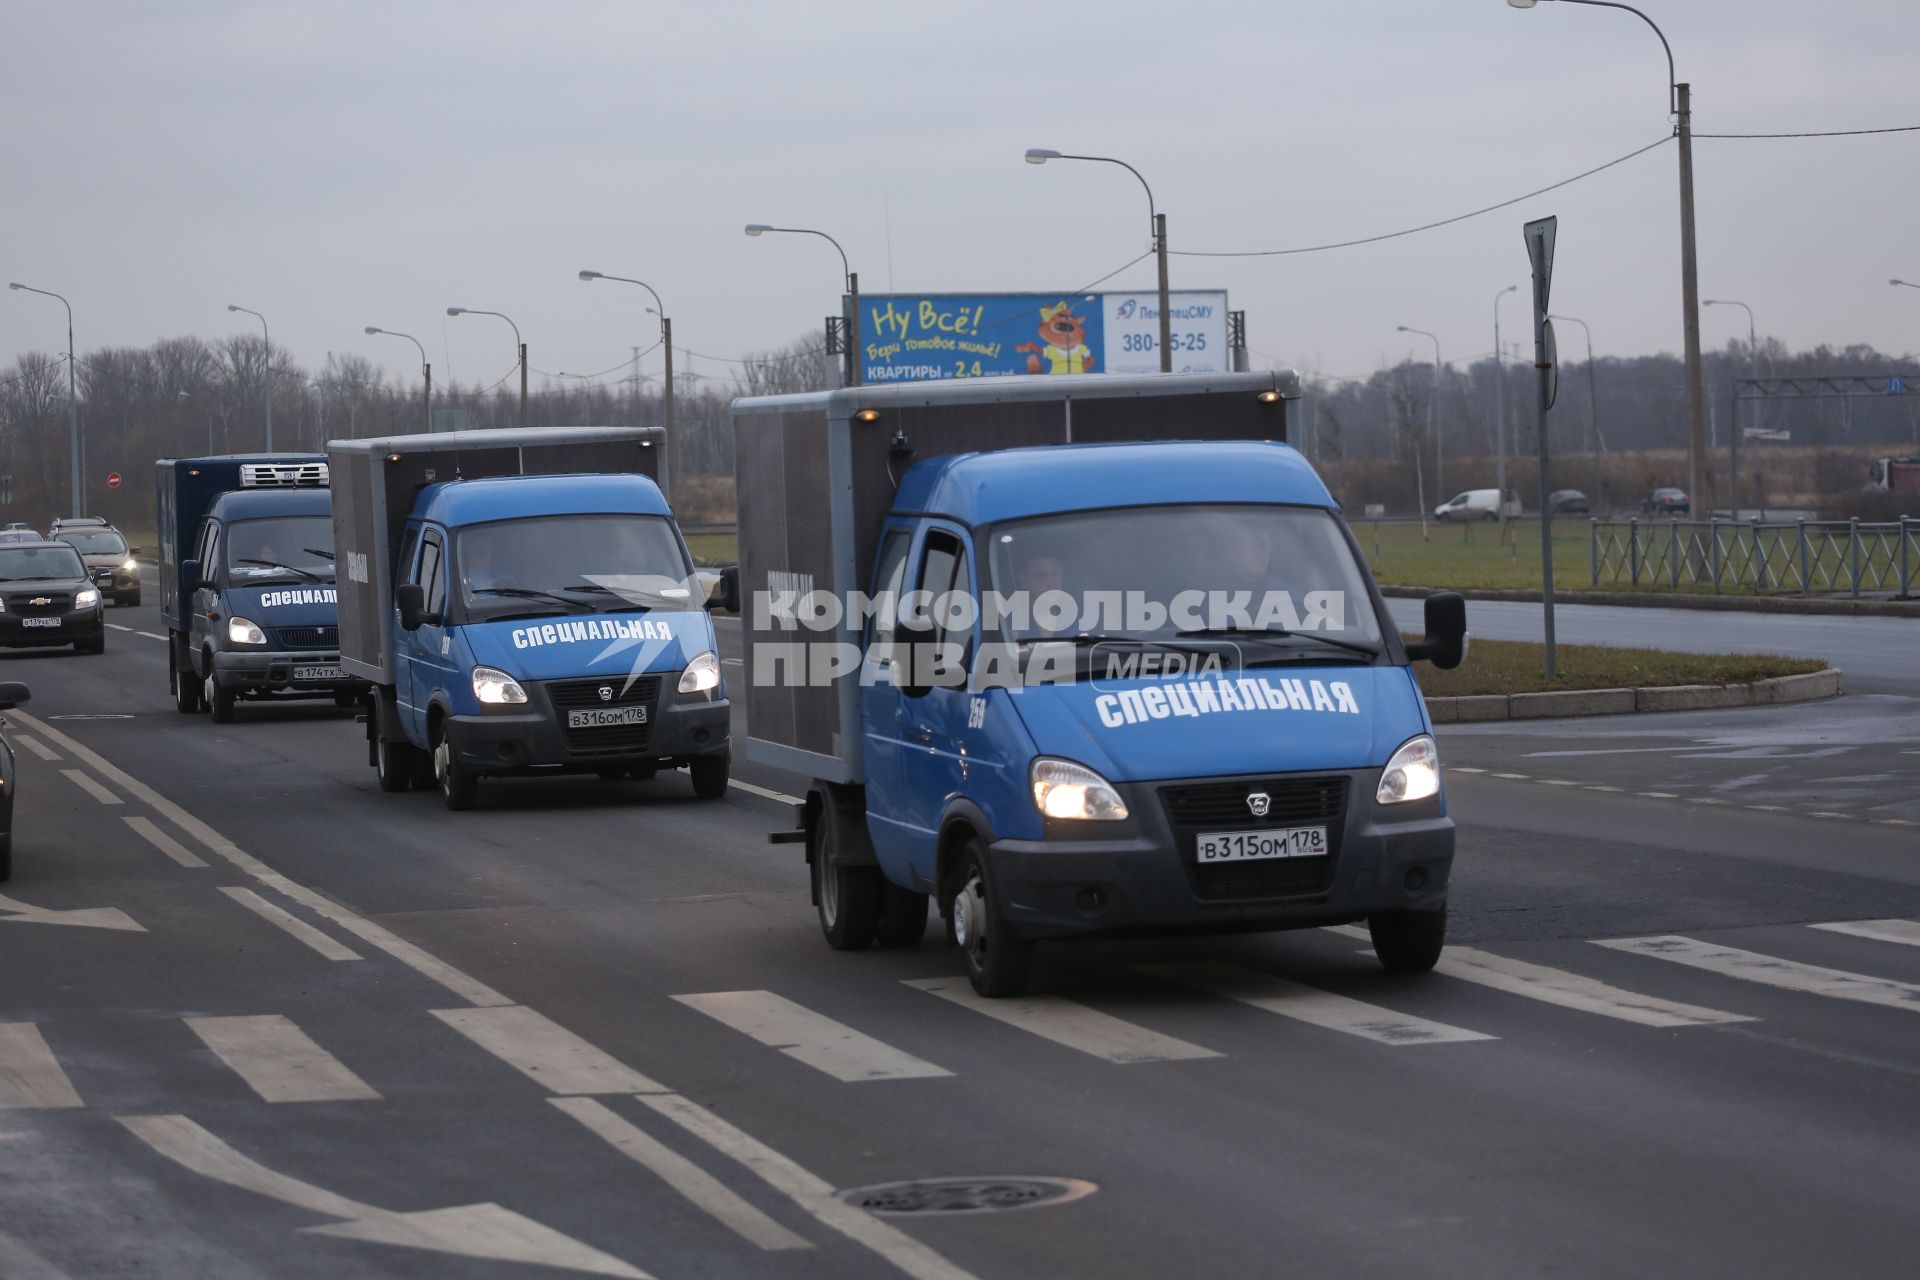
[1434,489,1501,521]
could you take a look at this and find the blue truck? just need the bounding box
[156,454,360,721]
[330,427,731,811]
[729,373,1467,996]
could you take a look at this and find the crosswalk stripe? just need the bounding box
[903,977,1221,1063]
[674,991,951,1082]
[60,769,121,805]
[1596,936,1920,1013]
[124,816,207,868]
[0,1023,84,1109]
[185,1015,381,1103]
[1808,919,1920,949]
[1431,947,1753,1027]
[0,1231,76,1280]
[551,1098,812,1251]
[1136,963,1495,1045]
[12,736,60,762]
[432,1005,670,1095]
[218,887,360,961]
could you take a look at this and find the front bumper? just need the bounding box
[0,608,102,647]
[211,648,362,695]
[986,769,1452,941]
[445,696,731,775]
[88,566,139,596]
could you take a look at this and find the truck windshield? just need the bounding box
[985,504,1383,652]
[56,530,128,555]
[456,514,694,618]
[223,517,336,585]
[0,545,86,581]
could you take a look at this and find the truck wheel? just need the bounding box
[374,703,415,793]
[0,832,11,883]
[689,753,729,800]
[876,882,930,949]
[1369,907,1447,973]
[433,725,478,811]
[170,649,202,713]
[333,688,361,709]
[813,802,879,950]
[950,838,1032,997]
[124,590,142,608]
[203,670,236,724]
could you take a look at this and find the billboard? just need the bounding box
[855,290,1231,384]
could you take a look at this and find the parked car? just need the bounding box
[1642,487,1690,515]
[0,542,105,654]
[1548,489,1590,515]
[0,530,43,545]
[52,522,141,606]
[1434,488,1502,521]
[0,680,27,881]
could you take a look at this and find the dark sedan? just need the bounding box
[1548,489,1591,515]
[0,543,105,654]
[1641,487,1691,515]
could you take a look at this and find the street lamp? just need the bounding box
[1890,279,1920,291]
[1508,0,1707,515]
[364,326,432,433]
[580,270,678,493]
[744,225,862,387]
[227,304,274,451]
[1704,298,1757,516]
[1026,148,1172,373]
[1397,325,1445,497]
[447,306,526,423]
[1494,284,1519,510]
[8,282,82,516]
[1547,314,1603,458]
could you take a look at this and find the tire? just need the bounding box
[204,668,236,723]
[172,650,202,714]
[1481,510,1498,522]
[432,721,478,811]
[123,591,141,608]
[948,836,1032,997]
[689,753,729,800]
[1369,906,1447,973]
[0,831,11,883]
[876,881,930,949]
[374,702,416,793]
[813,802,880,950]
[333,688,360,709]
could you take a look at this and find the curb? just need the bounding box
[1382,585,1920,619]
[1426,667,1842,724]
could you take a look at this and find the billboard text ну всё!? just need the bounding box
[855,291,1230,384]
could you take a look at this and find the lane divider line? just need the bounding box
[431,1006,671,1096]
[59,769,122,806]
[123,816,207,869]
[105,623,134,633]
[136,631,167,641]
[218,887,362,962]
[184,1014,382,1103]
[727,778,804,806]
[673,991,953,1082]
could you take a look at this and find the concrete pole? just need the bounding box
[1678,82,1707,515]
[661,317,678,497]
[1155,212,1172,374]
[847,272,863,388]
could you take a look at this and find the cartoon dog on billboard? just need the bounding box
[1016,300,1096,375]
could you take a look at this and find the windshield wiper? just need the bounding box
[482,608,570,623]
[471,586,592,612]
[1177,625,1380,659]
[236,557,326,583]
[302,547,336,561]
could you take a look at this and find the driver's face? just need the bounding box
[1225,529,1271,578]
[1020,554,1065,595]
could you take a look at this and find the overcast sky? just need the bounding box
[4,0,1915,393]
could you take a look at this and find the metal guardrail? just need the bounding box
[1591,517,1917,598]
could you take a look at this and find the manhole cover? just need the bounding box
[839,1176,1097,1216]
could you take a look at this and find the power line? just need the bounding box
[1695,124,1920,138]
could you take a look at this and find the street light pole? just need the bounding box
[227,304,273,451]
[1398,325,1444,497]
[744,226,861,387]
[1704,298,1757,517]
[447,307,526,423]
[1494,284,1518,512]
[579,270,678,495]
[1027,148,1171,373]
[1508,0,1707,514]
[8,282,81,516]
[364,327,431,433]
[1548,314,1603,457]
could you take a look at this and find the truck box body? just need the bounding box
[155,454,328,631]
[328,427,664,685]
[730,371,1297,783]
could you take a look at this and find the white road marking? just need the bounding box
[218,887,361,961]
[105,623,133,632]
[721,657,744,666]
[1596,936,1920,1013]
[904,977,1221,1064]
[123,816,207,868]
[1809,919,1920,949]
[433,1006,669,1095]
[186,1015,381,1103]
[0,1231,75,1280]
[641,1092,981,1280]
[1808,811,1854,820]
[1638,791,1679,799]
[674,990,951,1082]
[1875,818,1917,827]
[1538,779,1580,787]
[119,1115,648,1277]
[551,1097,811,1252]
[1584,785,1624,792]
[1409,946,1751,1028]
[13,736,60,762]
[1491,772,1530,780]
[59,769,121,805]
[0,1023,84,1109]
[727,778,804,805]
[1447,766,1487,774]
[0,892,143,932]
[1137,963,1495,1045]
[136,631,167,641]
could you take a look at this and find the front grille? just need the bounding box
[274,625,337,648]
[544,675,662,755]
[6,592,73,615]
[1160,776,1348,901]
[241,461,329,488]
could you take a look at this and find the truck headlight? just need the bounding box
[74,588,100,609]
[1377,735,1441,805]
[677,650,720,694]
[472,665,527,705]
[1031,757,1129,821]
[227,616,265,645]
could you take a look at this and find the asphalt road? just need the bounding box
[1,586,1917,1279]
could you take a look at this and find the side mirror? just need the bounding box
[130,546,142,555]
[705,565,741,614]
[1405,591,1467,670]
[0,681,30,712]
[182,559,214,591]
[396,583,426,632]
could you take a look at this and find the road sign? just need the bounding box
[1525,216,1557,314]
[1542,318,1559,412]
[1891,376,1906,395]
[106,472,123,489]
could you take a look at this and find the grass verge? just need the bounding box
[1411,636,1826,697]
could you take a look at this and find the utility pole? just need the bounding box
[1154,212,1172,373]
[518,342,528,424]
[846,273,863,387]
[1526,215,1560,679]
[1493,285,1517,515]
[1677,81,1707,516]
[661,320,677,490]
